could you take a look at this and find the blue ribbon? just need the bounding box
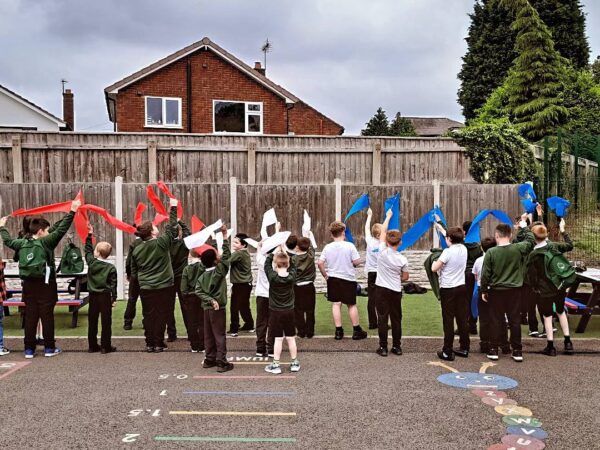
[464,209,513,244]
[547,196,570,218]
[398,206,447,251]
[471,284,479,319]
[343,193,370,243]
[383,193,401,231]
[518,183,537,213]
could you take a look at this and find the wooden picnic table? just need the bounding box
[3,268,89,328]
[566,269,600,333]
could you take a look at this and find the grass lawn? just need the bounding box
[3,292,600,338]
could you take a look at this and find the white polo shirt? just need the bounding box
[375,244,409,293]
[319,241,360,282]
[438,244,467,288]
[365,236,381,274]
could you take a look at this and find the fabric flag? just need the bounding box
[11,201,72,217]
[303,209,317,249]
[260,208,278,240]
[82,204,136,234]
[147,185,168,216]
[244,237,259,249]
[344,193,370,243]
[261,231,292,255]
[152,214,169,226]
[383,193,400,231]
[157,181,183,219]
[471,284,479,319]
[72,191,89,243]
[191,215,205,234]
[184,219,222,249]
[398,206,447,251]
[134,203,146,226]
[464,209,513,244]
[547,196,571,218]
[432,205,448,249]
[518,182,537,214]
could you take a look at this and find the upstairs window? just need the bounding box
[213,101,263,134]
[145,97,182,128]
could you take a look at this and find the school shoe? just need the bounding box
[306,334,314,339]
[123,323,133,331]
[376,347,388,357]
[290,360,301,372]
[334,328,344,340]
[539,332,547,338]
[486,348,499,361]
[267,352,275,358]
[564,341,574,355]
[191,348,205,353]
[101,346,117,354]
[469,324,478,335]
[512,350,523,362]
[437,350,455,361]
[202,359,217,369]
[239,325,255,332]
[454,349,469,358]
[368,324,378,330]
[265,363,282,374]
[24,349,35,359]
[352,329,368,340]
[0,348,10,356]
[146,346,155,353]
[229,332,239,337]
[88,346,101,353]
[256,352,269,357]
[154,347,164,353]
[528,330,540,337]
[217,361,234,373]
[390,346,402,356]
[297,334,306,338]
[541,345,557,357]
[44,348,62,357]
[167,336,177,342]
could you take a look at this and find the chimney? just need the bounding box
[62,89,74,131]
[254,62,266,76]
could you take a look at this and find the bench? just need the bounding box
[4,297,86,328]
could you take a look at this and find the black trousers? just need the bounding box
[367,272,378,327]
[88,292,113,350]
[520,284,540,332]
[294,283,316,337]
[465,272,477,327]
[376,286,402,348]
[165,276,186,338]
[440,285,469,353]
[140,286,174,348]
[204,308,227,363]
[22,278,58,351]
[256,296,274,354]
[489,287,522,351]
[123,276,140,325]
[182,293,204,351]
[229,282,254,332]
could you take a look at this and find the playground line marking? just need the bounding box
[183,391,295,396]
[0,362,31,380]
[154,436,296,443]
[169,411,297,417]
[193,375,296,380]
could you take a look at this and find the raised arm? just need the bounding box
[84,226,95,267]
[0,216,24,251]
[40,202,78,250]
[365,208,373,240]
[157,202,179,248]
[179,220,192,238]
[556,219,574,253]
[379,208,393,244]
[108,267,118,302]
[264,253,277,283]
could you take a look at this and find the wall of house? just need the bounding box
[114,49,341,135]
[0,93,60,131]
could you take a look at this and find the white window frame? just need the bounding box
[144,96,182,129]
[212,100,263,134]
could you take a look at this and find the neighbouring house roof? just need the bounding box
[0,83,66,127]
[103,37,343,132]
[405,117,464,137]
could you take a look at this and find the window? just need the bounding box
[213,101,263,134]
[145,97,182,128]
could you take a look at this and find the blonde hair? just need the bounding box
[371,223,383,239]
[274,252,290,269]
[95,242,112,259]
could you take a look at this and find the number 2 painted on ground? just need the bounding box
[122,434,140,443]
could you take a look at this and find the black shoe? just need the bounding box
[501,346,512,355]
[487,348,499,361]
[352,329,368,340]
[334,329,344,340]
[203,359,217,368]
[454,349,469,358]
[101,346,117,354]
[239,325,255,332]
[454,329,459,336]
[217,362,234,373]
[88,346,101,353]
[390,346,402,355]
[541,346,557,357]
[167,336,177,343]
[512,350,523,362]
[306,334,314,339]
[469,325,478,335]
[123,323,132,331]
[437,350,455,361]
[155,347,164,353]
[479,343,490,354]
[368,325,378,330]
[256,351,268,357]
[376,347,388,357]
[146,346,155,353]
[564,341,574,355]
[297,334,306,338]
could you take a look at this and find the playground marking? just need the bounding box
[154,436,296,443]
[169,411,297,417]
[230,362,291,365]
[193,375,296,380]
[0,362,31,380]
[183,391,295,396]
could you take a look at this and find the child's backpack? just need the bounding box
[58,242,84,274]
[544,249,577,292]
[17,239,48,279]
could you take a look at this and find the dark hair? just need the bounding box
[285,234,298,250]
[481,237,496,252]
[200,249,218,268]
[20,215,40,237]
[235,233,248,248]
[386,230,401,247]
[297,237,311,251]
[28,218,51,236]
[135,221,154,240]
[447,227,464,244]
[496,224,512,238]
[462,221,472,234]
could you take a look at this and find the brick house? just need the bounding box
[104,37,344,135]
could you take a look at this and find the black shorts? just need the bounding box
[537,293,565,317]
[327,277,357,305]
[268,309,296,337]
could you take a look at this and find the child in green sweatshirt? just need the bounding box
[181,249,205,353]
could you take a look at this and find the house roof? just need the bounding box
[0,83,66,127]
[103,37,343,132]
[405,117,464,137]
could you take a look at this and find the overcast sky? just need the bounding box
[1,0,599,135]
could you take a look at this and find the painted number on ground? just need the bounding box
[122,434,140,443]
[128,409,161,417]
[158,374,188,380]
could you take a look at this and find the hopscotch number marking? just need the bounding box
[122,434,140,443]
[158,374,188,380]
[160,390,167,396]
[128,409,161,417]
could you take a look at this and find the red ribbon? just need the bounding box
[191,215,205,234]
[82,204,136,234]
[11,201,72,217]
[146,185,168,217]
[152,213,168,226]
[157,181,183,219]
[134,202,146,226]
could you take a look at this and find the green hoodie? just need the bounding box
[229,249,253,284]
[170,221,192,278]
[84,235,117,300]
[526,233,573,298]
[181,260,206,296]
[265,253,297,310]
[295,246,316,285]
[195,242,231,310]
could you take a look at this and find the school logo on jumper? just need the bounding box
[27,253,34,261]
[429,362,547,449]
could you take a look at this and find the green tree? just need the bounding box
[500,0,568,141]
[389,112,417,136]
[592,56,600,84]
[361,107,390,136]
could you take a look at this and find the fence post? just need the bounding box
[230,177,237,235]
[148,139,157,183]
[11,135,23,183]
[247,142,257,185]
[432,179,440,248]
[543,136,549,226]
[372,142,382,186]
[573,132,579,209]
[114,176,125,300]
[334,178,342,221]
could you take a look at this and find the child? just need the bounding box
[364,208,382,330]
[0,259,8,356]
[480,219,535,362]
[432,226,468,361]
[130,199,179,353]
[195,225,233,373]
[123,234,142,330]
[294,237,316,338]
[167,220,192,341]
[375,210,409,356]
[471,237,498,354]
[255,243,275,357]
[228,233,254,336]
[317,221,367,341]
[526,219,574,356]
[264,249,300,374]
[85,224,117,354]
[181,249,205,353]
[0,199,80,358]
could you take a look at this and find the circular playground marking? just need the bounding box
[506,427,548,441]
[501,434,546,449]
[437,372,518,390]
[481,397,517,407]
[502,416,542,427]
[495,405,533,417]
[472,389,507,399]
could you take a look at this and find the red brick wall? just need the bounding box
[115,49,342,135]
